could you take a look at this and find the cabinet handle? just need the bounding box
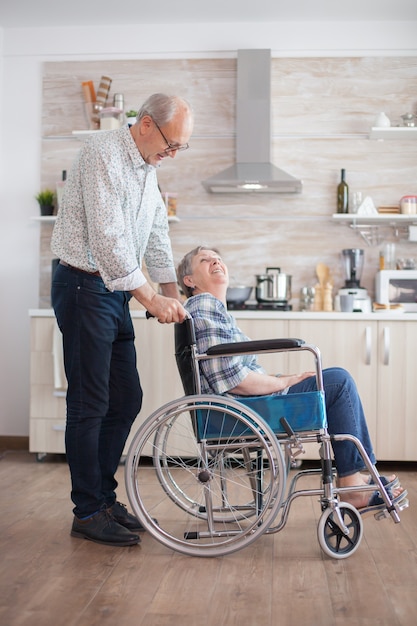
[383,326,390,366]
[365,325,372,365]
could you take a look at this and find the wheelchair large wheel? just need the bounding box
[152,413,262,523]
[317,502,363,559]
[125,394,286,557]
[151,410,286,524]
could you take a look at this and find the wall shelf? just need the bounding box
[32,215,180,223]
[332,214,417,225]
[31,215,57,222]
[42,128,417,142]
[42,130,105,141]
[332,213,417,246]
[369,127,417,140]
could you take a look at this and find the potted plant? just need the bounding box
[35,189,55,216]
[125,109,138,126]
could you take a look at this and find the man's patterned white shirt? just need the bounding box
[51,125,176,292]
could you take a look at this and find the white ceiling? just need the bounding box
[1,0,417,29]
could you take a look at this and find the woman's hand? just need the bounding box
[230,370,315,396]
[275,371,316,391]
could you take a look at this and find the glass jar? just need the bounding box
[99,107,123,130]
[400,196,417,215]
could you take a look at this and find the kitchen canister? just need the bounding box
[99,107,123,130]
[374,112,391,127]
[400,195,417,215]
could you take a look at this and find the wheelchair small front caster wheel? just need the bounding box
[317,502,363,559]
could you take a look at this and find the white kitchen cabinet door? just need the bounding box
[238,318,319,460]
[29,317,67,457]
[133,318,184,415]
[235,318,289,374]
[29,316,187,458]
[287,320,378,447]
[376,321,417,461]
[29,419,66,455]
[127,319,185,453]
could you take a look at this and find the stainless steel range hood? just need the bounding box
[202,49,302,194]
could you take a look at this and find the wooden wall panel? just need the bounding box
[39,57,417,309]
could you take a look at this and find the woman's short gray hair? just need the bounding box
[137,93,193,126]
[177,246,220,299]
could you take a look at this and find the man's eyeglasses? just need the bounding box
[152,118,189,153]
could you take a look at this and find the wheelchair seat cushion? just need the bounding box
[195,391,327,441]
[235,390,327,434]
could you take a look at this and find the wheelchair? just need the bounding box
[125,316,407,558]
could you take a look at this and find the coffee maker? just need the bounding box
[334,249,372,312]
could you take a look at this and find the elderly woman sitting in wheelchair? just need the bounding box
[176,246,407,516]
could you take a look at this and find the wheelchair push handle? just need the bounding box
[145,311,191,320]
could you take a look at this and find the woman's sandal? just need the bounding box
[366,474,400,490]
[358,487,408,518]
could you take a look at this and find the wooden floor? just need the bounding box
[1,450,416,626]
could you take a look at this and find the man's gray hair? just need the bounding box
[137,93,193,126]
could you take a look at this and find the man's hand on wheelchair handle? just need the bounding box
[145,293,188,324]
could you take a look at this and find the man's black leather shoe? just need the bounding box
[71,509,140,546]
[108,501,146,532]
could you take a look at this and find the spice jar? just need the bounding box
[400,196,417,215]
[99,107,123,130]
[379,243,396,270]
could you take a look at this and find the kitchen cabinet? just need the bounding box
[29,315,66,458]
[29,311,417,462]
[235,318,288,374]
[28,314,289,459]
[287,319,378,446]
[375,320,417,460]
[241,318,380,460]
[29,313,184,459]
[287,318,417,461]
[133,316,184,416]
[238,317,325,460]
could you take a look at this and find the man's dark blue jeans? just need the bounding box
[52,263,142,518]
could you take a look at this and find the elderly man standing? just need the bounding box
[51,93,193,546]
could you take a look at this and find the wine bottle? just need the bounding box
[337,169,349,214]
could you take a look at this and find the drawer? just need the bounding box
[29,418,66,454]
[30,385,66,419]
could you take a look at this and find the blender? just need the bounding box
[335,249,372,312]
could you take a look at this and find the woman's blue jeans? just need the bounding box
[288,367,376,477]
[51,263,142,517]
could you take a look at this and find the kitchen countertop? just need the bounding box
[29,308,417,321]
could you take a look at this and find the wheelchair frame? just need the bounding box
[124,317,406,558]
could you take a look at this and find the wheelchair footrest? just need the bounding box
[374,497,409,522]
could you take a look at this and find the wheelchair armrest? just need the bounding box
[206,337,305,356]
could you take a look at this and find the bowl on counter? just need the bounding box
[226,286,253,306]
